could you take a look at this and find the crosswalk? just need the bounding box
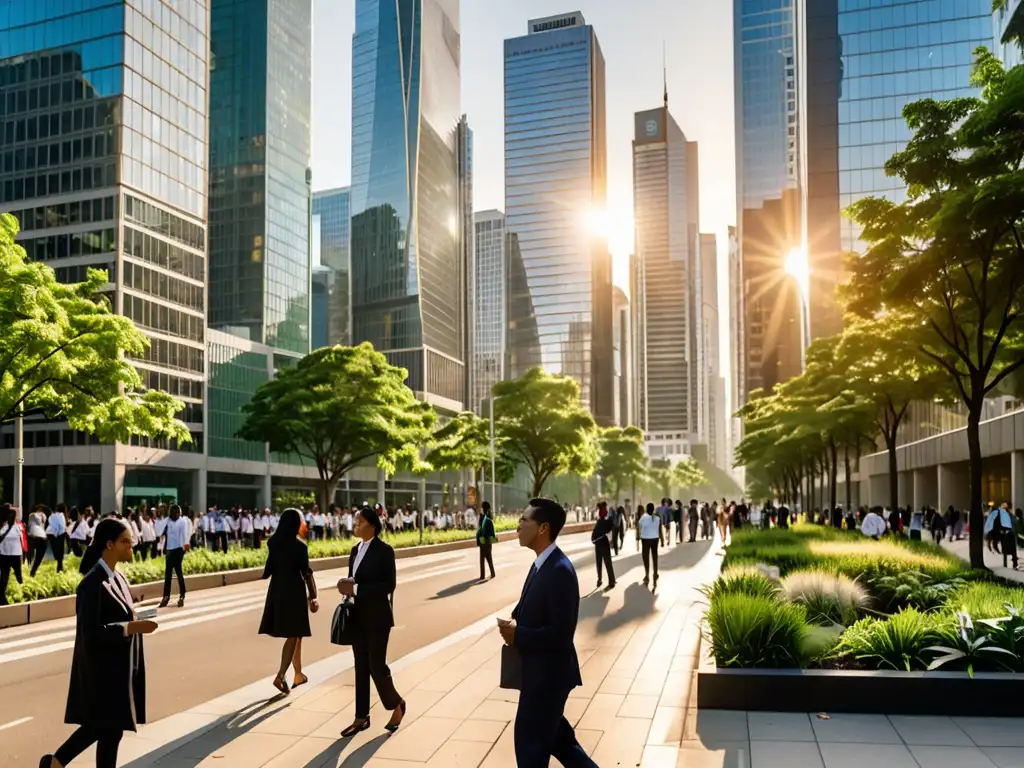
[0,535,596,664]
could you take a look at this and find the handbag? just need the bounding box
[499,643,522,690]
[330,598,356,646]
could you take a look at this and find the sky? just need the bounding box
[311,0,736,384]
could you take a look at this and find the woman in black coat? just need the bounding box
[259,508,319,695]
[591,501,616,590]
[337,507,406,737]
[41,519,158,768]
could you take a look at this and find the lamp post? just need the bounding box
[489,395,497,512]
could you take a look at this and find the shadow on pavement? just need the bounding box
[429,578,483,601]
[303,732,390,768]
[596,582,656,633]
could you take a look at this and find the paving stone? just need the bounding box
[908,745,999,768]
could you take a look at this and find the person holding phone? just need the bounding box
[41,518,157,768]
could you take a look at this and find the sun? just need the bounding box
[784,246,811,304]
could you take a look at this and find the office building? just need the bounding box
[458,115,474,410]
[633,104,702,460]
[312,186,352,348]
[629,253,646,433]
[504,11,614,424]
[310,264,331,350]
[996,0,1024,67]
[350,0,466,412]
[700,233,725,469]
[473,210,506,414]
[612,287,631,427]
[0,0,210,513]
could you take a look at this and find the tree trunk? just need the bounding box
[320,477,338,520]
[885,429,899,516]
[844,443,852,515]
[829,439,838,514]
[967,402,986,570]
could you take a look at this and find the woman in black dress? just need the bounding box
[260,508,319,695]
[337,507,406,737]
[41,518,158,768]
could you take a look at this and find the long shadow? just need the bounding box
[429,578,483,601]
[578,587,611,620]
[300,732,390,768]
[121,696,288,766]
[595,582,657,633]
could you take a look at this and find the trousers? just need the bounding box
[641,539,659,581]
[29,536,47,576]
[514,688,597,768]
[0,554,22,605]
[163,548,186,599]
[54,726,123,768]
[594,541,615,586]
[479,542,495,579]
[353,628,402,718]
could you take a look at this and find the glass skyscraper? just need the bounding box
[504,11,613,425]
[0,0,209,513]
[207,0,312,356]
[473,210,506,414]
[312,186,351,348]
[996,0,1024,67]
[350,0,467,411]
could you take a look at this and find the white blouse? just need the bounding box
[0,523,23,556]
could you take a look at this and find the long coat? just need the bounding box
[65,563,146,731]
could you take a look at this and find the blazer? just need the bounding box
[511,547,582,696]
[591,518,613,549]
[348,536,396,632]
[65,563,146,731]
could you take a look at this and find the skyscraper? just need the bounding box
[612,287,632,428]
[473,210,507,414]
[504,11,613,424]
[207,0,312,356]
[700,233,725,469]
[996,0,1023,68]
[312,186,352,348]
[0,0,210,513]
[350,0,466,411]
[632,105,702,460]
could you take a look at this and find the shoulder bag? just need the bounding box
[330,597,355,646]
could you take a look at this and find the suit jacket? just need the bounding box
[511,547,582,696]
[65,563,146,731]
[348,536,396,632]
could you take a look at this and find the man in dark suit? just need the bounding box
[497,498,597,768]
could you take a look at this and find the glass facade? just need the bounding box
[207,338,269,462]
[837,0,992,254]
[504,13,613,423]
[312,186,351,347]
[350,0,466,406]
[612,286,630,427]
[473,210,506,414]
[208,0,312,356]
[996,0,1024,68]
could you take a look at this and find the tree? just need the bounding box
[674,458,709,497]
[646,458,675,500]
[238,343,436,514]
[492,367,598,497]
[844,51,1024,568]
[596,426,647,502]
[424,411,516,484]
[0,213,189,443]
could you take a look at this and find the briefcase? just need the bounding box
[499,644,522,690]
[330,599,355,646]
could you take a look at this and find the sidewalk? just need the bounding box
[941,536,1024,584]
[78,538,723,767]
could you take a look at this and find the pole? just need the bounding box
[489,396,497,512]
[14,402,23,517]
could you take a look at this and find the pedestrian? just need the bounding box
[477,501,497,581]
[68,508,90,557]
[47,504,68,572]
[672,500,684,544]
[258,508,318,695]
[861,506,887,540]
[253,507,266,548]
[312,505,325,541]
[337,507,406,737]
[686,499,699,542]
[909,507,924,541]
[613,504,626,553]
[27,504,49,577]
[40,518,158,768]
[158,505,191,609]
[716,501,730,543]
[638,502,663,587]
[497,498,596,768]
[139,512,156,560]
[591,501,616,590]
[0,504,24,606]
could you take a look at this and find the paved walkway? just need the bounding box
[67,537,723,767]
[941,536,1024,584]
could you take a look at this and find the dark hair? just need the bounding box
[271,508,303,543]
[481,500,491,514]
[80,518,130,574]
[1,503,14,527]
[870,505,884,515]
[636,504,644,517]
[527,497,566,539]
[646,502,655,515]
[357,507,383,536]
[597,500,607,509]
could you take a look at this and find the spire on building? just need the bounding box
[663,42,668,108]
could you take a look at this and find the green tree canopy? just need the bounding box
[424,410,516,486]
[238,343,436,513]
[0,213,188,444]
[844,50,1024,568]
[492,367,598,498]
[596,425,646,502]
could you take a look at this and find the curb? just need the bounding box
[0,522,592,629]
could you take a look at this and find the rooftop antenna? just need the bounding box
[663,42,668,108]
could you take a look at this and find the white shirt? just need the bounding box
[861,513,887,538]
[154,517,168,537]
[69,517,90,541]
[253,515,265,531]
[164,517,192,551]
[343,513,353,531]
[533,541,558,571]
[140,519,156,542]
[27,512,46,539]
[313,514,324,526]
[639,513,662,540]
[46,512,66,536]
[464,510,477,527]
[240,516,253,535]
[0,523,22,556]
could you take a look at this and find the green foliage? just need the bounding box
[706,593,809,668]
[834,609,946,671]
[492,368,598,497]
[872,570,967,612]
[947,581,1024,619]
[700,565,782,602]
[238,343,436,512]
[271,490,316,513]
[0,213,189,442]
[926,611,1018,675]
[424,411,515,481]
[780,570,869,627]
[596,426,647,502]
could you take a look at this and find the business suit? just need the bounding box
[511,546,596,767]
[348,536,402,718]
[590,518,615,587]
[477,514,496,579]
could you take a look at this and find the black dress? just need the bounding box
[258,536,312,638]
[65,563,147,731]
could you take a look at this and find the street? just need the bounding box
[0,530,706,766]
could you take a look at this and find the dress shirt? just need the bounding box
[861,513,887,538]
[240,516,253,535]
[532,541,558,572]
[348,538,376,596]
[164,517,191,551]
[639,513,662,540]
[140,519,156,542]
[0,523,23,556]
[154,517,168,537]
[343,513,353,531]
[46,512,66,536]
[69,518,90,541]
[253,515,265,531]
[27,513,46,539]
[313,514,324,527]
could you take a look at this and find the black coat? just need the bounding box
[65,563,146,731]
[591,518,613,550]
[348,537,396,632]
[259,536,312,638]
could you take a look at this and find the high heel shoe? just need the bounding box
[272,677,290,695]
[385,700,407,733]
[39,756,54,768]
[341,718,370,738]
[292,673,308,689]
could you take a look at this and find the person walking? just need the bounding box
[0,504,24,606]
[47,504,68,573]
[497,498,596,768]
[68,510,90,557]
[139,513,156,560]
[687,499,699,542]
[40,518,158,768]
[611,504,625,554]
[476,501,497,582]
[337,507,406,737]
[27,505,49,577]
[158,505,191,609]
[591,501,616,590]
[672,500,684,544]
[258,508,318,695]
[638,503,664,587]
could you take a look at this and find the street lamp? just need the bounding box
[784,246,811,370]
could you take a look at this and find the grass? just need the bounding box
[2,518,520,605]
[833,608,948,671]
[706,593,808,668]
[700,565,782,602]
[946,581,1024,619]
[780,570,869,627]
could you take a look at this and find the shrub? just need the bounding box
[871,570,966,611]
[834,608,946,671]
[926,612,1019,675]
[706,593,808,668]
[780,570,869,626]
[700,565,781,602]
